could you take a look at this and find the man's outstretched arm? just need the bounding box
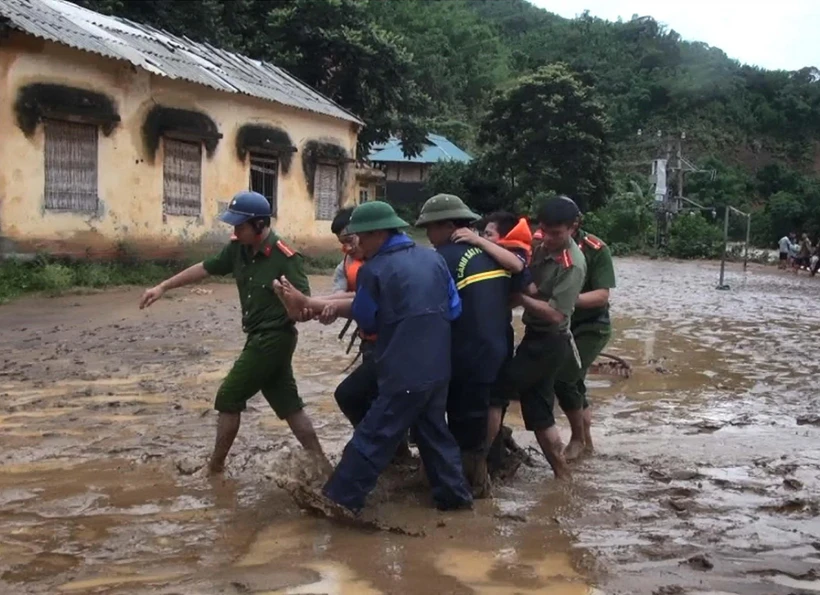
[140,263,210,309]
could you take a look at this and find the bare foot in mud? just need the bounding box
[563,440,585,462]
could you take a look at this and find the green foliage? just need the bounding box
[264,0,430,156]
[583,190,655,252]
[0,258,180,303]
[478,64,613,212]
[766,191,805,240]
[667,213,724,259]
[71,0,820,248]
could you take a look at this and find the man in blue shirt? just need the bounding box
[415,194,513,498]
[275,201,472,514]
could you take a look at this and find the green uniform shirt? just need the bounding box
[522,238,586,333]
[572,229,616,328]
[202,231,310,335]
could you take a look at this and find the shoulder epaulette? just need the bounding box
[276,239,297,258]
[583,234,604,250]
[558,248,573,269]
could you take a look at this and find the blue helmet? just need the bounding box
[218,191,271,226]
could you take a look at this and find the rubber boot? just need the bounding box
[462,450,492,499]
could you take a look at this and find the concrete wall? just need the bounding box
[0,33,359,258]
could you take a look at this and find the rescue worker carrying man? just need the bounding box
[320,208,412,462]
[274,201,473,514]
[139,191,327,475]
[490,197,587,480]
[415,194,513,498]
[554,198,616,458]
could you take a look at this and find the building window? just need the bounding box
[249,155,278,217]
[163,138,202,217]
[375,184,386,201]
[314,163,338,221]
[44,120,99,212]
[359,188,369,203]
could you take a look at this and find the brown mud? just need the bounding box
[1,258,818,594]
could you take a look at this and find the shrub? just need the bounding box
[667,213,724,259]
[30,263,75,294]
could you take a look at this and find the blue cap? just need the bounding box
[218,191,272,226]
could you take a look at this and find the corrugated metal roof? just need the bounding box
[0,0,363,125]
[368,134,472,164]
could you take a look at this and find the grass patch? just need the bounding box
[0,256,187,304]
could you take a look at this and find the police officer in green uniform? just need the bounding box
[554,198,616,458]
[489,197,586,480]
[139,191,326,475]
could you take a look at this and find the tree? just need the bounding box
[766,191,805,240]
[478,63,613,211]
[265,0,430,157]
[75,0,430,157]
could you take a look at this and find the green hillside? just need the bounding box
[74,0,820,247]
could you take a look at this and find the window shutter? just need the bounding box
[163,139,202,217]
[44,120,99,212]
[314,164,338,221]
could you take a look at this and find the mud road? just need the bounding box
[0,258,818,594]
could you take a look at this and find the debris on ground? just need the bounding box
[682,553,714,570]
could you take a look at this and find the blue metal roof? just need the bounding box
[0,0,362,125]
[368,134,472,164]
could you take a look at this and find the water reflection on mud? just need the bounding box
[0,258,818,594]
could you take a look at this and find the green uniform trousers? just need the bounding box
[554,324,612,412]
[214,328,304,418]
[500,329,570,431]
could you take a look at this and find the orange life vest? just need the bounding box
[343,256,377,342]
[497,217,534,264]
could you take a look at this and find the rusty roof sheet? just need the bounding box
[0,0,363,125]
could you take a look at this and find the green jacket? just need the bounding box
[203,231,310,335]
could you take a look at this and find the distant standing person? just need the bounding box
[798,233,813,272]
[778,233,794,270]
[139,191,327,475]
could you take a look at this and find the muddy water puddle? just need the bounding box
[1,260,819,594]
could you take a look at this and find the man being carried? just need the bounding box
[449,211,534,477]
[414,195,514,497]
[554,198,616,459]
[489,197,587,480]
[275,201,472,514]
[139,191,326,475]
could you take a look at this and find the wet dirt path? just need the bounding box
[0,259,818,594]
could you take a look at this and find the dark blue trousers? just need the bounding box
[323,381,472,512]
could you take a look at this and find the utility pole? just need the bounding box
[676,137,684,213]
[717,205,730,290]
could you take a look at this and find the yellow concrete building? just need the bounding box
[0,0,363,258]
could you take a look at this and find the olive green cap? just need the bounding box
[346,201,409,234]
[415,194,480,227]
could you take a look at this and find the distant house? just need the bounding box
[0,0,362,258]
[368,134,472,205]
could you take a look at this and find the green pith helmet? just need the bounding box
[415,194,480,227]
[346,201,409,234]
